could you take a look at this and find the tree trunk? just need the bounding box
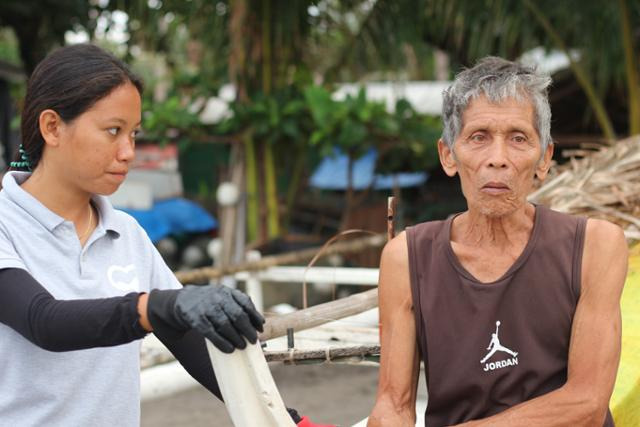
[261,1,280,239]
[244,132,259,242]
[618,0,640,135]
[284,146,306,229]
[257,143,269,243]
[523,0,617,142]
[340,154,355,230]
[264,143,280,238]
[229,0,249,102]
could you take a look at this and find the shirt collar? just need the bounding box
[91,193,122,238]
[2,171,122,237]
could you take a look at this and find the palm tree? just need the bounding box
[28,0,632,245]
[118,0,316,243]
[227,0,315,242]
[324,0,638,139]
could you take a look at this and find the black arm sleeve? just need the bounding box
[0,268,148,352]
[155,329,222,400]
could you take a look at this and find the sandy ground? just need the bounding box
[141,363,380,427]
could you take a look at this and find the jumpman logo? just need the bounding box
[480,321,518,364]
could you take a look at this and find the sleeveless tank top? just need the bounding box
[407,205,614,426]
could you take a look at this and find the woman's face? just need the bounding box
[54,82,141,196]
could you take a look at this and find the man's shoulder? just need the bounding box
[584,217,625,240]
[536,206,589,246]
[379,232,413,307]
[539,205,583,223]
[379,219,450,272]
[381,231,409,268]
[539,206,624,243]
[583,218,627,262]
[406,218,449,240]
[403,218,450,260]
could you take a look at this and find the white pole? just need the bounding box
[206,340,295,427]
[245,250,264,313]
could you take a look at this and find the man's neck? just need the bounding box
[452,202,536,250]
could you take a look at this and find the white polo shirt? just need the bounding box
[0,171,181,427]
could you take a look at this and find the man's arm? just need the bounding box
[368,232,421,427]
[456,219,627,427]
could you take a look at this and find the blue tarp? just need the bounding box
[309,148,428,190]
[120,197,218,242]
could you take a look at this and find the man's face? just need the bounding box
[438,95,553,217]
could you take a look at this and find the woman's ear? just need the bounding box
[38,109,64,147]
[438,139,458,177]
[535,143,554,181]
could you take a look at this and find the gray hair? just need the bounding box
[441,56,552,153]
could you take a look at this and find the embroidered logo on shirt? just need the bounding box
[481,320,518,372]
[107,264,140,292]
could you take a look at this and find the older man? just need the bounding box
[368,57,627,426]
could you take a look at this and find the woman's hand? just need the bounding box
[145,285,265,353]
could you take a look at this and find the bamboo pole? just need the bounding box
[243,132,259,242]
[259,198,395,345]
[259,287,379,341]
[257,198,395,348]
[264,345,380,364]
[380,196,397,344]
[387,196,397,241]
[264,144,280,238]
[175,233,385,284]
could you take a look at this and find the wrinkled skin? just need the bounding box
[369,94,625,426]
[438,95,553,219]
[437,95,554,283]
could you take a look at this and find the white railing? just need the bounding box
[228,250,379,313]
[141,251,388,424]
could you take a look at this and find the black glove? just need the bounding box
[147,285,265,353]
[287,408,302,424]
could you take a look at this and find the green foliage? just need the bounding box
[141,95,205,147]
[123,0,229,95]
[304,85,441,172]
[377,99,441,174]
[217,88,310,146]
[0,0,92,73]
[192,84,443,177]
[350,0,639,135]
[305,86,387,158]
[0,28,20,66]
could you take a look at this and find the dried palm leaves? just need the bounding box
[529,135,640,243]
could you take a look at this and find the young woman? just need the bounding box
[0,44,329,427]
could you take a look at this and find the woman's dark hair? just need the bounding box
[12,43,144,170]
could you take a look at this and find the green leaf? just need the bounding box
[304,85,335,125]
[310,130,325,146]
[338,118,367,148]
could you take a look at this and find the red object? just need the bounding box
[132,143,178,170]
[297,416,336,427]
